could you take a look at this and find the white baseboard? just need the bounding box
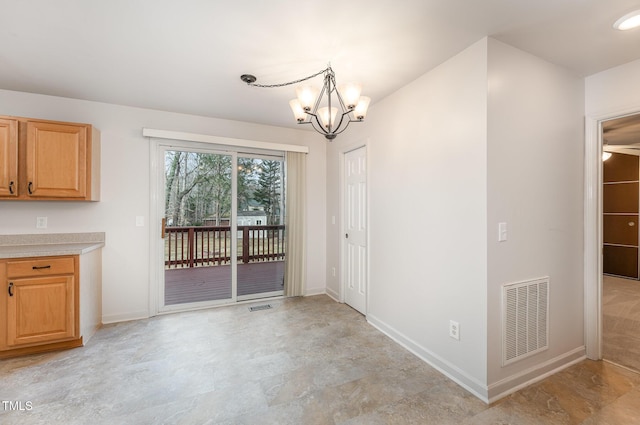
[367,313,489,403]
[487,347,586,403]
[325,287,340,302]
[304,287,326,297]
[102,310,150,324]
[367,313,587,404]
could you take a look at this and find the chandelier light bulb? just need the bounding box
[289,99,306,122]
[338,83,362,109]
[317,107,338,129]
[295,85,319,111]
[353,96,371,120]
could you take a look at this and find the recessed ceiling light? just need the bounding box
[613,10,640,30]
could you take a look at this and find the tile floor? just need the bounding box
[603,275,640,373]
[1,295,640,424]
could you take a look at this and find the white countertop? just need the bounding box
[0,242,105,259]
[0,233,105,259]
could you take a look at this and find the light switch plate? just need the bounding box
[135,216,145,227]
[498,222,507,242]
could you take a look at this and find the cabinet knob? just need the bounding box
[9,181,15,194]
[8,282,13,297]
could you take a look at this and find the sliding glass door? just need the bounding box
[157,142,285,311]
[236,156,285,301]
[163,149,234,306]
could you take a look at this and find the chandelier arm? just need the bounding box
[334,109,355,134]
[333,120,352,136]
[310,116,330,136]
[334,85,350,112]
[312,80,328,114]
[331,110,348,135]
[247,68,327,88]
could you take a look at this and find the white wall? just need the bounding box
[328,39,490,398]
[0,90,327,322]
[486,39,585,400]
[585,58,640,116]
[327,37,586,402]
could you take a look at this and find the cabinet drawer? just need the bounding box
[7,257,75,278]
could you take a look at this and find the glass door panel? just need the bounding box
[236,156,285,300]
[163,150,234,305]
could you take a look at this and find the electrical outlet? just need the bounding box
[36,217,48,229]
[449,320,460,340]
[332,267,336,277]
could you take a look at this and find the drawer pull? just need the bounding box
[32,265,52,270]
[8,282,13,297]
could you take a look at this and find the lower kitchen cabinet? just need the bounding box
[0,252,100,358]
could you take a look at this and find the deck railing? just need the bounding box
[164,225,285,269]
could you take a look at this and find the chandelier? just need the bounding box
[240,64,371,140]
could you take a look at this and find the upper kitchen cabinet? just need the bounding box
[0,116,100,201]
[0,118,18,197]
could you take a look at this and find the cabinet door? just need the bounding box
[0,118,18,197]
[26,121,87,198]
[7,275,76,346]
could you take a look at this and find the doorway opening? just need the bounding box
[601,113,640,373]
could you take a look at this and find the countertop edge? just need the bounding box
[0,242,105,259]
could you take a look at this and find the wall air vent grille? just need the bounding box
[502,277,549,366]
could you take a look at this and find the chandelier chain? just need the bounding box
[247,68,327,88]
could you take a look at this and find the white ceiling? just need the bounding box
[1,0,640,130]
[604,113,640,146]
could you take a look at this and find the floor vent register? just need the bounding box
[249,304,272,312]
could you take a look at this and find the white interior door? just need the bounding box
[343,146,367,314]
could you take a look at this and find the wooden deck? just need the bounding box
[164,261,284,305]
